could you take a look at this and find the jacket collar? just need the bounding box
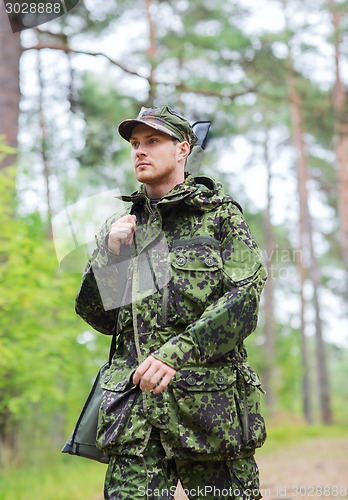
[119,173,198,207]
[117,173,241,213]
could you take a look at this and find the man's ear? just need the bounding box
[177,141,191,161]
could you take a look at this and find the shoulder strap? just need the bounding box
[108,309,119,365]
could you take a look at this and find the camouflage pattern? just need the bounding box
[176,455,261,499]
[104,429,261,499]
[75,173,267,462]
[104,429,178,499]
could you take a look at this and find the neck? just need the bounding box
[145,174,185,199]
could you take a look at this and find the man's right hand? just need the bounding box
[107,214,136,255]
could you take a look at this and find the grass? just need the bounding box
[257,422,348,455]
[1,424,347,499]
[0,455,106,500]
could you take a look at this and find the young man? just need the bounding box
[76,105,267,499]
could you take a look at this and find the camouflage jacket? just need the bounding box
[75,173,267,461]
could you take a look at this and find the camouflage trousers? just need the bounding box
[104,429,261,500]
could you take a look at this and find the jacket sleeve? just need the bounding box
[75,215,129,335]
[152,207,267,369]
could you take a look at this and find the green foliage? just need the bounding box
[0,140,16,163]
[0,455,105,500]
[57,0,137,36]
[0,159,110,464]
[76,73,135,168]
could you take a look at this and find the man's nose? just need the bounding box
[135,143,147,156]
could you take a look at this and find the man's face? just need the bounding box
[130,124,183,188]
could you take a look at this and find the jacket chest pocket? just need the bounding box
[165,242,223,325]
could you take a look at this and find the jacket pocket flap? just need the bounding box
[173,366,236,391]
[100,367,136,392]
[170,246,222,272]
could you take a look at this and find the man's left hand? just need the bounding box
[133,355,176,394]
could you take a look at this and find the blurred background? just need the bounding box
[0,0,347,498]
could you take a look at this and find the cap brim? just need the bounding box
[118,119,179,142]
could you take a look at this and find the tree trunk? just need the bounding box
[0,3,22,168]
[295,247,313,424]
[0,408,18,466]
[288,70,333,424]
[37,51,53,238]
[281,0,332,425]
[145,0,157,106]
[262,128,276,413]
[0,4,23,462]
[329,0,348,283]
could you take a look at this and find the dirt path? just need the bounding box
[174,436,348,499]
[257,436,348,499]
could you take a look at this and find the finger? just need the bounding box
[123,214,137,232]
[143,363,161,382]
[125,228,135,245]
[109,217,136,235]
[152,372,175,395]
[148,368,167,387]
[132,358,152,385]
[109,221,134,234]
[109,223,134,242]
[116,214,136,224]
[139,366,162,391]
[140,379,155,392]
[140,367,169,392]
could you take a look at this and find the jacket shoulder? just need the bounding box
[192,175,243,214]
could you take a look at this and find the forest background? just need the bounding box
[0,0,348,498]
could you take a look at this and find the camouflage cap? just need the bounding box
[118,105,198,151]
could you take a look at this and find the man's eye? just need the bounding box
[149,138,158,144]
[131,142,139,149]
